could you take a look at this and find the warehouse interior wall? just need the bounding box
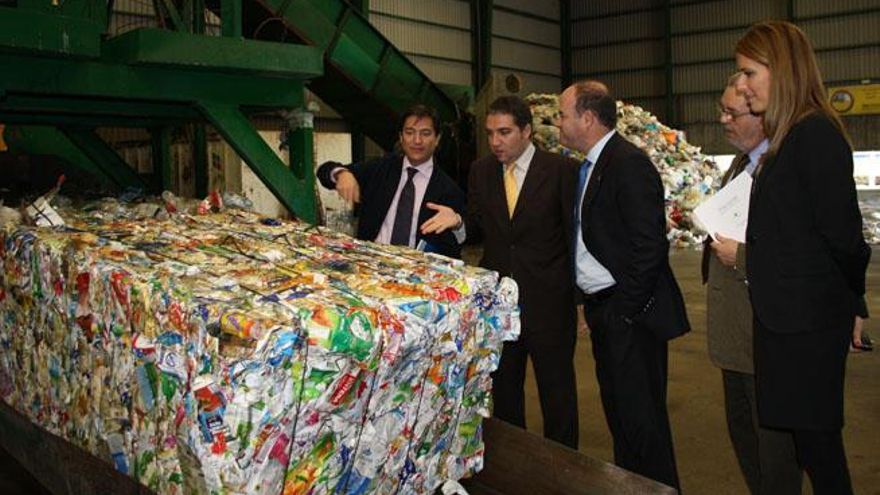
[94,0,880,166]
[569,0,880,154]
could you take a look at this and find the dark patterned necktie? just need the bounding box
[390,167,418,246]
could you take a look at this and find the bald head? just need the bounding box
[568,80,616,129]
[557,80,617,154]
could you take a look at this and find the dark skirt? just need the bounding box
[753,316,851,431]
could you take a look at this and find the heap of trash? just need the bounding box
[526,93,721,247]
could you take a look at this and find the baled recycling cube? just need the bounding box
[0,198,519,495]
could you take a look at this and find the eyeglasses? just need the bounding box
[717,105,752,121]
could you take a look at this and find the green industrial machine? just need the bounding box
[1,0,471,223]
[209,0,462,149]
[0,0,323,222]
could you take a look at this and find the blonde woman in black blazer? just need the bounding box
[735,21,869,495]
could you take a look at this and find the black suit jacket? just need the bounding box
[746,113,870,333]
[316,153,465,258]
[465,147,579,340]
[580,133,690,341]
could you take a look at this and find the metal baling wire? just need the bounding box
[279,319,309,492]
[392,315,443,494]
[332,337,385,494]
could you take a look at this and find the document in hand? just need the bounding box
[692,171,753,243]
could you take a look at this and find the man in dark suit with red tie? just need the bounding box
[316,104,465,258]
[557,80,689,489]
[429,96,581,448]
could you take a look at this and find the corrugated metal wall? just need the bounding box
[570,1,668,120]
[490,0,563,94]
[571,0,880,152]
[369,0,472,87]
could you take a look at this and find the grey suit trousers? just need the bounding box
[722,369,802,495]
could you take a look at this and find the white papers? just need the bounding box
[693,172,752,243]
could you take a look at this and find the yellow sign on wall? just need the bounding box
[828,84,880,115]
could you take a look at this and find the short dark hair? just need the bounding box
[488,96,533,130]
[398,104,441,135]
[572,80,617,129]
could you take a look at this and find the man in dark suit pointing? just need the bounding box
[317,104,465,258]
[557,80,689,489]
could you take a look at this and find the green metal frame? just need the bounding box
[242,0,459,148]
[1,2,323,223]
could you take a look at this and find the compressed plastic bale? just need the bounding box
[0,197,519,495]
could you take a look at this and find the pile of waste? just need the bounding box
[859,195,880,244]
[527,94,721,247]
[0,192,519,494]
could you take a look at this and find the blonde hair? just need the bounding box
[735,21,848,157]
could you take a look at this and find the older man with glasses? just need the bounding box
[701,77,802,495]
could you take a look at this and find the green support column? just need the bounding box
[151,127,174,192]
[199,103,316,223]
[221,0,242,38]
[288,112,316,223]
[59,127,147,189]
[193,0,206,33]
[193,125,208,197]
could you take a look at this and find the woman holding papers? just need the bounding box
[734,21,870,494]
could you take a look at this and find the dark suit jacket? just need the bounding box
[465,147,579,340]
[316,153,465,259]
[746,113,870,333]
[580,133,690,341]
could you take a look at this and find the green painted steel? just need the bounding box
[220,0,242,38]
[4,126,131,189]
[151,127,174,192]
[193,125,209,198]
[102,28,322,78]
[241,0,460,153]
[1,5,325,219]
[61,127,148,189]
[0,6,102,57]
[200,102,317,223]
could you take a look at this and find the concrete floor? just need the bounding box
[519,249,880,494]
[0,249,877,494]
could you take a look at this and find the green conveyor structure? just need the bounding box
[207,0,463,170]
[0,0,466,221]
[0,0,324,222]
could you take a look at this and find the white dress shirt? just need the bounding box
[575,130,617,294]
[375,156,433,246]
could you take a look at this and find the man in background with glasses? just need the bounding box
[702,76,802,495]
